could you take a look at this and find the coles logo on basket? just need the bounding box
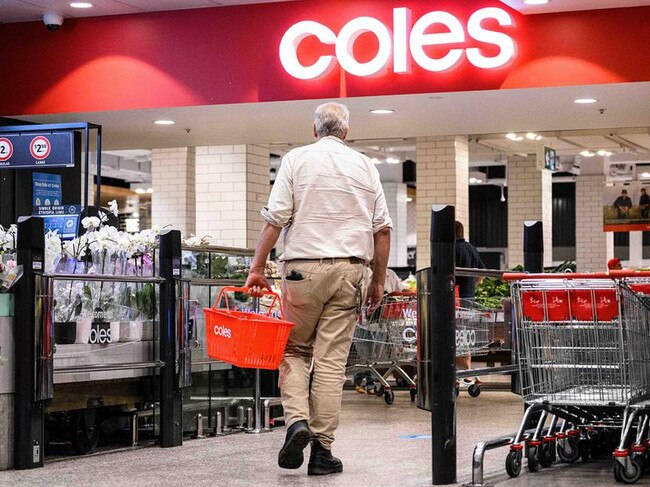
[279,6,516,80]
[214,325,232,339]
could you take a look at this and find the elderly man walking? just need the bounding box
[246,102,392,476]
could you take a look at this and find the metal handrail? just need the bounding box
[54,361,165,374]
[456,267,512,278]
[41,273,164,284]
[181,244,254,256]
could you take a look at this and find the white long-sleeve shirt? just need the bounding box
[262,136,393,262]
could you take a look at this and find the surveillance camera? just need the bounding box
[43,11,63,32]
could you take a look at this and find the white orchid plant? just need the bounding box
[0,225,17,255]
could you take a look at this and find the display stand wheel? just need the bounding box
[468,384,481,398]
[71,409,100,455]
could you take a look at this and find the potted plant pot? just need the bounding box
[0,294,14,317]
[75,317,92,344]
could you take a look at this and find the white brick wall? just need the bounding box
[506,154,553,268]
[195,144,269,249]
[576,175,607,272]
[383,182,408,267]
[151,147,196,235]
[416,136,469,270]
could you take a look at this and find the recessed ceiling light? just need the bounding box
[524,0,549,5]
[386,157,400,164]
[574,98,598,104]
[597,150,612,157]
[406,197,413,202]
[526,132,538,140]
[153,120,175,125]
[371,158,381,165]
[146,188,154,194]
[370,109,394,114]
[506,133,518,140]
[580,150,596,158]
[135,188,146,195]
[469,177,477,184]
[512,136,524,141]
[70,2,93,8]
[642,172,650,178]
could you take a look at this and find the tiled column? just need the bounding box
[382,182,408,267]
[576,174,609,272]
[416,136,469,270]
[507,154,553,268]
[151,147,196,235]
[195,144,269,249]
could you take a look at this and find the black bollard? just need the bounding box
[158,229,184,447]
[417,205,457,485]
[14,217,48,469]
[523,221,544,273]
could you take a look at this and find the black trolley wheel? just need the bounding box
[527,446,541,473]
[505,450,523,478]
[579,439,590,463]
[467,384,481,398]
[557,438,580,463]
[539,442,554,468]
[614,458,644,484]
[384,390,395,405]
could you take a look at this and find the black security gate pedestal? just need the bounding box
[14,217,49,469]
[158,229,191,447]
[417,205,457,485]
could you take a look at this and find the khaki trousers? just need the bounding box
[279,259,365,449]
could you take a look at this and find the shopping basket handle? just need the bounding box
[213,286,284,318]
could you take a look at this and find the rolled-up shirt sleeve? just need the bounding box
[372,169,393,233]
[261,154,293,228]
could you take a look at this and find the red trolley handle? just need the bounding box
[502,270,650,281]
[213,286,284,318]
[387,291,417,297]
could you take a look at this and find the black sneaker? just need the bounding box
[308,440,343,476]
[278,420,312,469]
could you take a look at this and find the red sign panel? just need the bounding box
[0,1,648,115]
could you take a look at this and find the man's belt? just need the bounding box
[285,257,366,265]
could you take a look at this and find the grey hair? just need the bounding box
[314,102,350,139]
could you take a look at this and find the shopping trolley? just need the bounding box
[347,292,418,405]
[456,298,505,397]
[501,272,650,482]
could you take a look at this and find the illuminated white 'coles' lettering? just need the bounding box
[279,7,516,79]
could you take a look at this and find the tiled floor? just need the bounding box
[0,390,647,486]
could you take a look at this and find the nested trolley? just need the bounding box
[502,272,650,483]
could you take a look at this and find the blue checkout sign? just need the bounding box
[0,132,74,169]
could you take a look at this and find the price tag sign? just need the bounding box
[30,136,51,160]
[0,132,74,169]
[0,138,14,162]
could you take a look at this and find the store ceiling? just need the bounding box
[3,0,650,23]
[21,82,650,158]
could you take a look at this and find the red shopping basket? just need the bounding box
[204,287,294,370]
